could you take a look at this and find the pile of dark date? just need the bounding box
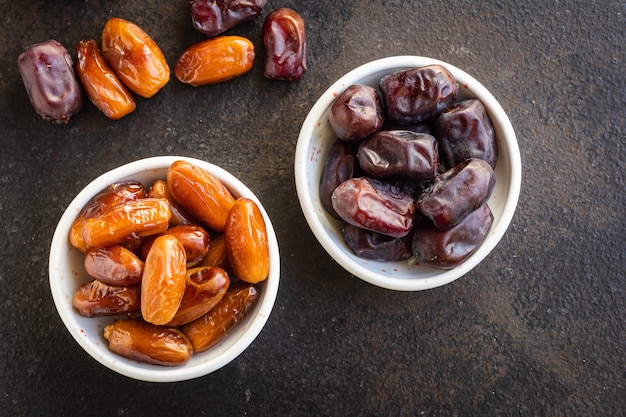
[320,64,498,270]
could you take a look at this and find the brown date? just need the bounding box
[167,160,236,233]
[167,266,230,326]
[141,235,187,326]
[73,279,140,317]
[147,179,195,226]
[342,223,412,262]
[319,139,359,220]
[102,17,170,98]
[329,85,383,143]
[196,233,230,270]
[182,281,259,353]
[262,8,307,81]
[75,39,135,120]
[188,0,267,38]
[104,320,193,366]
[83,245,144,286]
[140,224,210,267]
[81,198,171,249]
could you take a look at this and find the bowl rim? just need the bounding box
[49,155,280,382]
[294,55,521,291]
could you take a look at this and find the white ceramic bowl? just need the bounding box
[49,156,280,382]
[295,56,521,291]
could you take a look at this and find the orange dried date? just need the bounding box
[70,181,146,253]
[140,224,210,267]
[224,198,270,283]
[196,233,229,270]
[141,234,187,325]
[167,266,230,326]
[101,17,170,98]
[73,279,140,317]
[83,245,144,286]
[75,39,136,120]
[81,198,171,248]
[147,179,195,225]
[167,160,236,233]
[104,320,193,366]
[181,281,259,353]
[175,36,255,87]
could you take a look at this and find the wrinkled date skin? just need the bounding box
[412,203,494,269]
[102,17,170,98]
[81,198,171,248]
[84,245,144,286]
[380,64,458,124]
[319,140,359,220]
[332,177,415,238]
[167,266,230,326]
[147,179,196,226]
[329,84,384,143]
[141,235,187,326]
[175,36,255,86]
[17,39,82,123]
[104,320,193,366]
[435,98,498,169]
[262,8,307,81]
[182,281,259,353]
[342,223,412,262]
[167,160,236,233]
[416,158,495,229]
[224,198,270,283]
[70,181,146,253]
[188,0,267,38]
[73,279,140,317]
[140,224,210,267]
[358,130,439,180]
[75,39,135,120]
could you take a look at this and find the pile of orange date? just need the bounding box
[17,1,306,123]
[70,160,270,366]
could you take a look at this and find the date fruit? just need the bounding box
[141,235,187,326]
[380,64,458,124]
[188,0,267,38]
[167,160,236,233]
[319,140,359,220]
[140,224,210,267]
[17,39,82,123]
[147,179,195,226]
[262,8,307,81]
[73,279,140,317]
[435,98,498,169]
[182,281,259,353]
[412,203,494,269]
[104,319,193,366]
[342,223,412,262]
[357,130,439,180]
[75,39,136,120]
[329,85,383,143]
[102,17,170,98]
[196,234,230,270]
[224,198,270,283]
[331,177,415,238]
[84,245,144,286]
[416,158,495,229]
[175,36,255,86]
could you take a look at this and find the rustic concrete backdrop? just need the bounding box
[0,1,623,416]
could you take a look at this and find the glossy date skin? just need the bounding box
[357,130,439,180]
[17,39,82,123]
[319,140,359,220]
[262,8,307,81]
[188,0,267,38]
[342,223,412,262]
[412,203,494,269]
[84,245,144,286]
[329,85,384,142]
[140,224,210,268]
[380,65,458,124]
[73,279,140,317]
[331,177,415,238]
[416,158,495,229]
[435,98,498,169]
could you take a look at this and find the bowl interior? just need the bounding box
[295,56,521,291]
[49,156,280,382]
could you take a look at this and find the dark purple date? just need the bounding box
[17,39,83,123]
[412,203,494,269]
[331,177,415,238]
[329,84,384,142]
[342,223,412,262]
[319,140,359,219]
[188,0,266,38]
[435,98,498,169]
[262,8,307,81]
[357,130,439,180]
[379,64,458,124]
[416,158,495,229]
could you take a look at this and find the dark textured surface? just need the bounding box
[0,1,624,416]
